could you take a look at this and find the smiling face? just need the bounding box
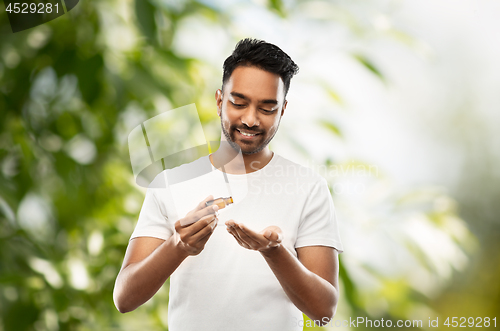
[216,66,287,156]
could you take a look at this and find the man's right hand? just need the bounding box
[114,196,219,313]
[174,195,219,256]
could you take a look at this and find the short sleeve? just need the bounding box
[295,178,343,252]
[130,188,174,241]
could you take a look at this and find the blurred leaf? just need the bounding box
[135,0,157,42]
[327,88,343,105]
[338,254,359,310]
[318,80,344,105]
[3,299,39,331]
[268,0,286,17]
[319,120,342,137]
[74,54,104,105]
[353,54,385,81]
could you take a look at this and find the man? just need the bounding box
[113,38,343,330]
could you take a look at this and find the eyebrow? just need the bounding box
[229,92,278,105]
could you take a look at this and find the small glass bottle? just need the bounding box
[206,197,233,209]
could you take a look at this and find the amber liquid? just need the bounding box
[206,197,233,209]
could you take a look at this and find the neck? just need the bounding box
[240,149,274,173]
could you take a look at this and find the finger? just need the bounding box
[263,230,282,243]
[235,228,262,248]
[276,231,283,243]
[181,195,215,225]
[226,221,259,249]
[180,204,219,227]
[193,204,219,221]
[225,220,237,228]
[187,215,217,243]
[225,220,242,234]
[268,241,280,248]
[225,224,238,238]
[195,195,214,211]
[227,224,245,243]
[238,224,267,246]
[237,223,260,237]
[233,226,261,250]
[178,213,217,234]
[196,222,217,243]
[189,205,219,226]
[227,228,251,249]
[193,213,218,234]
[226,224,247,244]
[261,226,283,242]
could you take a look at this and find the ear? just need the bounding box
[215,89,223,117]
[281,100,287,117]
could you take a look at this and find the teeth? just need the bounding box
[239,130,257,137]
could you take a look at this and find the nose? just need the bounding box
[241,107,259,127]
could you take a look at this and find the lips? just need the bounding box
[236,128,261,139]
[238,130,257,137]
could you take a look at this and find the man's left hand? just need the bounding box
[225,220,282,252]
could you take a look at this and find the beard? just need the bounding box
[220,117,278,155]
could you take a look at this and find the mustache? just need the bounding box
[231,124,264,134]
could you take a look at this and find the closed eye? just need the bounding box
[260,108,275,113]
[230,102,245,108]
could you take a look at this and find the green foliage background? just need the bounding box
[0,1,498,330]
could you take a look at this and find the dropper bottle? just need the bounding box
[206,197,234,209]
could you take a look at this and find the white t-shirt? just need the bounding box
[131,154,343,331]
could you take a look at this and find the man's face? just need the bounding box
[216,66,287,155]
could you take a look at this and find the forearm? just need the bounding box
[261,245,339,323]
[113,236,188,313]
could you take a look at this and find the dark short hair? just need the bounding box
[222,38,299,97]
